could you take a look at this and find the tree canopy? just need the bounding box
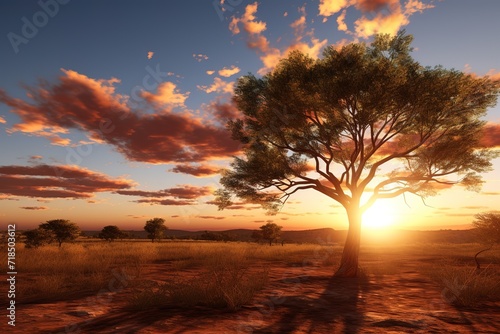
[39,219,81,247]
[259,222,283,245]
[99,225,127,242]
[473,212,500,244]
[144,217,167,242]
[216,31,500,277]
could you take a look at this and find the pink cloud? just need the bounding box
[169,164,221,177]
[117,185,213,206]
[193,53,209,62]
[20,206,47,210]
[480,123,500,148]
[0,164,133,199]
[0,70,240,165]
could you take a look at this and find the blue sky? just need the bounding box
[1,0,499,231]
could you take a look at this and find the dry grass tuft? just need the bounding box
[425,261,500,307]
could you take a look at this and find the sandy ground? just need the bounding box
[3,256,499,334]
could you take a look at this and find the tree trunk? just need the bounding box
[335,207,362,277]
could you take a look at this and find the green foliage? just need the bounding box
[218,31,499,214]
[39,219,80,247]
[98,225,127,242]
[23,228,54,248]
[216,31,499,276]
[144,217,167,242]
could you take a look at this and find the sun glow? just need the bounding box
[362,200,398,230]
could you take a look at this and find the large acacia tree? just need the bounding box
[215,32,499,277]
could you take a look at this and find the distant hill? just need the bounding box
[82,228,478,244]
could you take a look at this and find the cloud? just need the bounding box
[229,2,267,35]
[463,206,488,210]
[140,82,189,107]
[319,0,350,16]
[337,10,348,31]
[169,163,221,177]
[197,77,234,94]
[205,99,241,122]
[196,215,225,220]
[229,3,327,75]
[20,206,47,210]
[480,123,500,148]
[206,70,215,75]
[218,65,241,77]
[147,51,154,60]
[206,200,261,211]
[485,69,500,81]
[0,69,240,165]
[318,0,434,39]
[0,164,133,199]
[0,116,5,123]
[481,191,500,196]
[193,53,209,62]
[117,185,213,206]
[28,155,43,164]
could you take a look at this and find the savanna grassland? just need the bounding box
[2,239,499,333]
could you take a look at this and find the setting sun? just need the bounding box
[362,201,398,230]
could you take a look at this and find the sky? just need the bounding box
[0,0,499,232]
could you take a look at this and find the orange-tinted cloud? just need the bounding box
[319,0,350,16]
[197,77,234,94]
[206,99,242,122]
[0,70,240,165]
[169,164,221,177]
[193,53,209,62]
[140,82,189,107]
[0,116,5,123]
[206,70,215,75]
[20,206,47,210]
[230,3,327,75]
[0,164,133,199]
[206,200,261,211]
[147,51,154,60]
[117,185,213,206]
[229,2,267,35]
[480,123,500,148]
[218,65,241,78]
[319,0,434,39]
[196,215,225,220]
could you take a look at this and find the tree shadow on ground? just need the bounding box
[41,306,229,334]
[253,273,372,333]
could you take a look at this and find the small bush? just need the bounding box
[426,262,500,307]
[128,251,269,311]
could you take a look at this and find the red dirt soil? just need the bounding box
[3,259,499,334]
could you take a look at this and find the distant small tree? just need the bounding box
[472,212,500,269]
[23,228,54,248]
[144,218,167,242]
[260,223,282,246]
[39,219,80,247]
[99,225,126,242]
